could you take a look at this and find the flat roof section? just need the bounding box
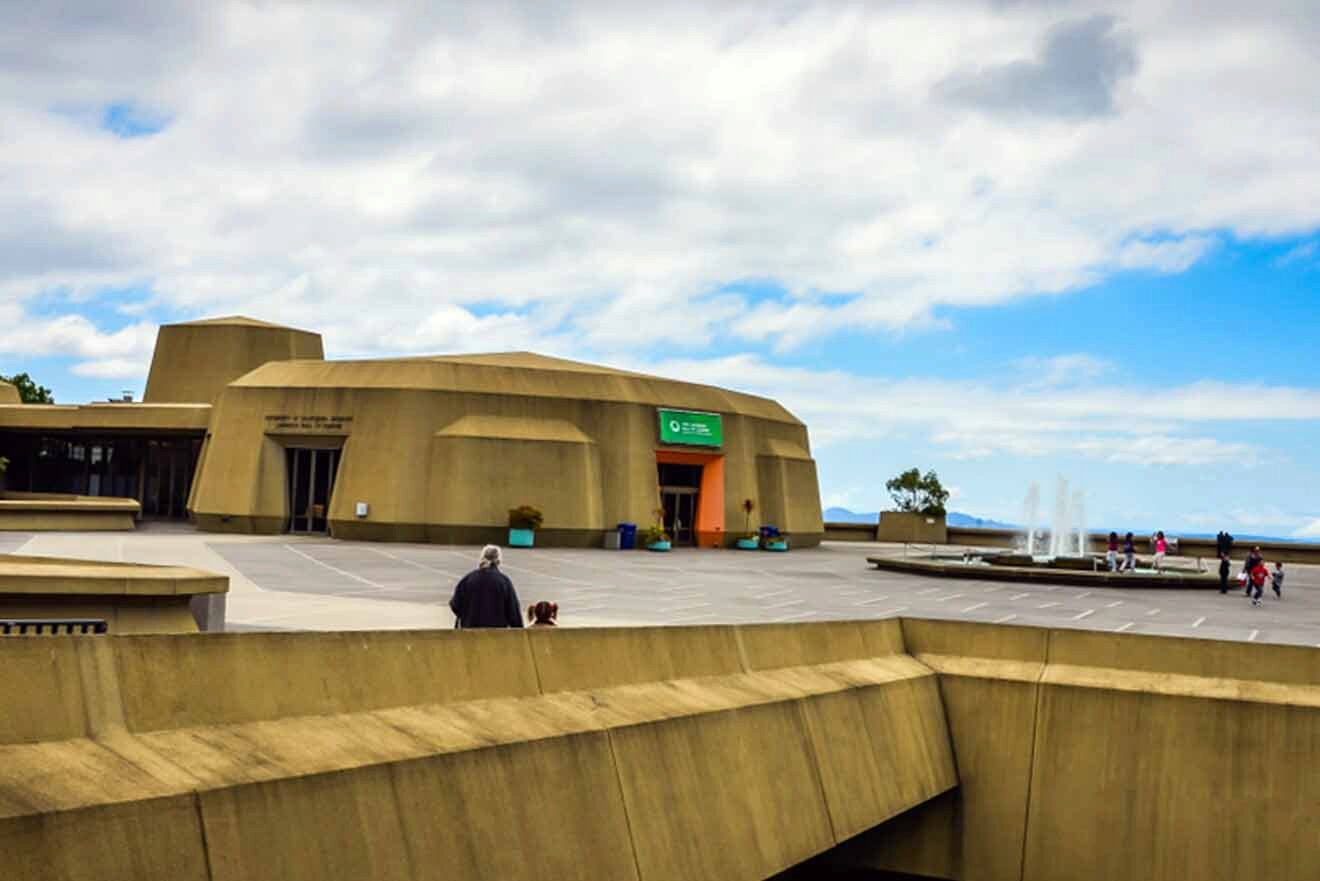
[0,402,211,432]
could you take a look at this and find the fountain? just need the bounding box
[1019,477,1089,560]
[1020,482,1041,555]
[877,476,1210,586]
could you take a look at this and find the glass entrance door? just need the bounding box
[287,447,340,533]
[660,487,697,546]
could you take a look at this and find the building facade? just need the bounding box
[0,317,825,547]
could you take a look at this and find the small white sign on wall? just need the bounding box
[355,502,369,518]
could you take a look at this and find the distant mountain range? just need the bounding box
[823,507,1017,529]
[822,507,1304,543]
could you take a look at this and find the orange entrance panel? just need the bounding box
[655,450,725,548]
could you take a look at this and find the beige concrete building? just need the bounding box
[0,317,824,546]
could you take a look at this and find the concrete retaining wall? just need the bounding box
[830,620,1320,881]
[6,619,1316,881]
[0,621,956,881]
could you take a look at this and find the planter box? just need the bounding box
[508,528,535,547]
[647,541,672,552]
[736,538,760,550]
[762,540,789,552]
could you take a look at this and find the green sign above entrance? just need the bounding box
[658,409,723,447]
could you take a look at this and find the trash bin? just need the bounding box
[618,522,637,550]
[603,530,622,550]
[759,525,781,540]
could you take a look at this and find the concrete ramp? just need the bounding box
[0,621,957,881]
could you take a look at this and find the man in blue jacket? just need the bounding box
[449,545,524,628]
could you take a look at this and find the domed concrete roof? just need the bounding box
[230,351,802,424]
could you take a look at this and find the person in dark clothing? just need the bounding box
[1242,546,1263,596]
[1122,532,1136,572]
[449,545,524,629]
[1218,553,1231,594]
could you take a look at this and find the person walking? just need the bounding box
[1153,531,1168,572]
[1122,532,1136,572]
[1242,546,1263,596]
[1106,532,1119,572]
[449,545,524,629]
[1218,553,1231,594]
[527,601,559,628]
[1248,558,1269,607]
[1271,562,1285,599]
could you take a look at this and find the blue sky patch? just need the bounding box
[101,102,169,138]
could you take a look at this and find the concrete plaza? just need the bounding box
[3,526,1318,647]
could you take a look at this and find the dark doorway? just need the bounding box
[286,447,340,533]
[143,439,198,518]
[658,462,702,546]
[659,488,697,546]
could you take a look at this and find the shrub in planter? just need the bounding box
[640,524,671,551]
[761,534,789,551]
[735,498,759,548]
[508,505,544,548]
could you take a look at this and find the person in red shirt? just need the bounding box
[1249,560,1270,607]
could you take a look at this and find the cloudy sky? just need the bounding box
[3,1,1320,537]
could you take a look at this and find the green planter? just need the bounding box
[508,528,535,548]
[647,541,672,552]
[736,538,759,550]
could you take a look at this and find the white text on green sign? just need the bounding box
[658,409,722,447]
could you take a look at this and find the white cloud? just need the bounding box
[70,358,149,379]
[1013,353,1113,387]
[1116,235,1217,273]
[631,352,1317,467]
[3,2,1320,354]
[1294,518,1320,538]
[0,309,156,361]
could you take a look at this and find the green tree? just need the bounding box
[885,467,950,516]
[0,372,53,404]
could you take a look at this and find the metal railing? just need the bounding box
[0,619,108,636]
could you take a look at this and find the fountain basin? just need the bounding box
[867,554,1219,589]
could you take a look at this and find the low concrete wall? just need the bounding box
[829,620,1320,881]
[824,521,878,542]
[878,512,947,544]
[0,554,227,634]
[5,619,1316,881]
[0,490,140,531]
[0,621,956,881]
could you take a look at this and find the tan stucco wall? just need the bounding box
[0,381,19,404]
[142,317,324,404]
[191,358,825,546]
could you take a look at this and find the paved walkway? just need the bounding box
[5,529,1319,646]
